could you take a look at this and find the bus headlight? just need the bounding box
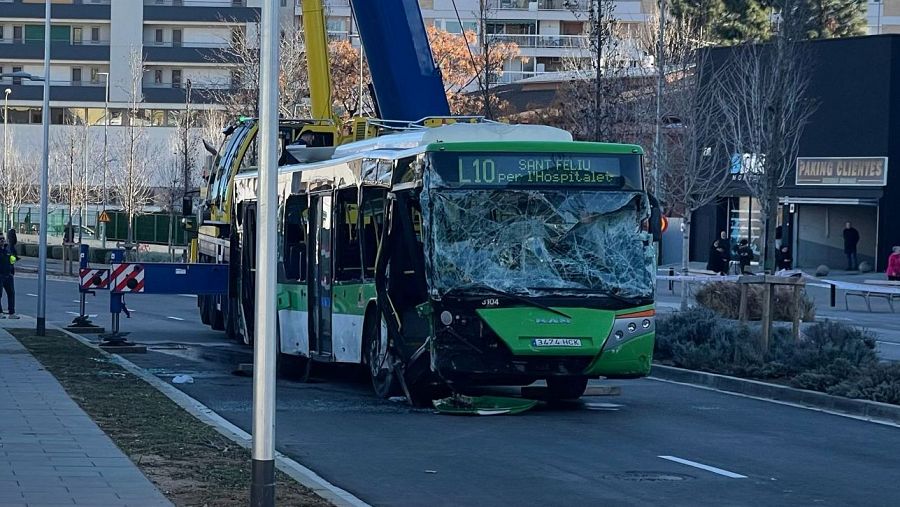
[627,322,637,333]
[440,311,453,326]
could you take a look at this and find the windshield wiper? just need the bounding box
[528,286,644,306]
[449,284,571,319]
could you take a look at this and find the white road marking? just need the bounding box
[166,316,185,321]
[650,377,900,429]
[178,294,198,298]
[876,340,900,347]
[658,455,747,478]
[27,293,37,297]
[66,312,98,317]
[72,299,82,303]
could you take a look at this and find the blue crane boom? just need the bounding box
[349,0,451,121]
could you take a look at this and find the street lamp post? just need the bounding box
[97,71,109,248]
[3,88,10,231]
[38,0,51,335]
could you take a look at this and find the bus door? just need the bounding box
[308,192,333,357]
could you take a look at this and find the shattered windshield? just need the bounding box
[420,188,656,300]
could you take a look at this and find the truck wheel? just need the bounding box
[210,297,225,331]
[199,296,211,325]
[546,377,589,401]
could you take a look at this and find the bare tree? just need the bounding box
[210,22,309,118]
[643,14,733,306]
[115,47,156,248]
[0,137,38,232]
[717,1,817,271]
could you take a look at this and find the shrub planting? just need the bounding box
[694,281,815,322]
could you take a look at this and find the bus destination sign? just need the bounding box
[435,153,635,188]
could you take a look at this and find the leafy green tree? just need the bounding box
[669,0,867,43]
[800,0,867,38]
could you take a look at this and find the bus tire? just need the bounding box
[546,377,589,401]
[364,311,400,399]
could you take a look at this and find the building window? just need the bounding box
[90,67,100,84]
[12,66,22,85]
[154,69,163,85]
[72,68,82,85]
[0,27,5,42]
[91,27,100,43]
[172,69,182,88]
[73,27,82,44]
[172,29,182,47]
[13,26,23,44]
[155,29,164,44]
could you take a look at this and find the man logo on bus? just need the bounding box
[535,318,571,325]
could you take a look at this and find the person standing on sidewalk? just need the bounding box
[888,246,900,281]
[0,235,18,319]
[843,221,860,271]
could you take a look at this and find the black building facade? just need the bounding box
[693,35,900,272]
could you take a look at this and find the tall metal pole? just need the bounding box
[251,0,278,505]
[3,89,9,230]
[36,0,51,335]
[100,71,109,248]
[652,0,665,198]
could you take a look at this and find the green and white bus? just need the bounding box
[212,121,660,403]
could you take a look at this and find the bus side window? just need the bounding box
[361,187,387,280]
[283,195,308,281]
[334,188,362,282]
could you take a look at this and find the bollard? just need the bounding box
[830,283,836,307]
[668,267,674,292]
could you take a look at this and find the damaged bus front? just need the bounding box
[377,141,659,402]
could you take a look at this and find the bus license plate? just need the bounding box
[532,338,582,348]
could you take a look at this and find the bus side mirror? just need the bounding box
[648,194,662,243]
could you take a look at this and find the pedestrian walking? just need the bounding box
[737,239,754,274]
[0,235,18,319]
[843,221,860,270]
[776,245,793,271]
[887,246,900,281]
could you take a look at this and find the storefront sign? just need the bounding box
[795,157,888,186]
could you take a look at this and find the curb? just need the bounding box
[54,326,370,507]
[650,364,900,426]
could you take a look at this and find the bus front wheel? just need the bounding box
[365,314,400,399]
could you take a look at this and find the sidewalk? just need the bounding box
[0,325,171,507]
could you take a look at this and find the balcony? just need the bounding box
[490,33,589,49]
[143,42,236,64]
[142,82,228,104]
[0,0,110,20]
[0,82,106,102]
[0,40,110,61]
[488,0,583,10]
[143,4,260,23]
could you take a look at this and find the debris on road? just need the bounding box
[172,374,195,384]
[433,394,539,415]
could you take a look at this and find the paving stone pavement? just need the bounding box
[0,328,172,507]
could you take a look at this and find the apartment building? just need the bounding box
[0,0,299,178]
[319,0,654,84]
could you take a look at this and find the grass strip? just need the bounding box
[10,328,331,507]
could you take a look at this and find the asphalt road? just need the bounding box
[14,274,900,506]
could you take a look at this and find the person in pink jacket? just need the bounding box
[888,246,900,281]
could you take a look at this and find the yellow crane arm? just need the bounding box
[302,0,334,124]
